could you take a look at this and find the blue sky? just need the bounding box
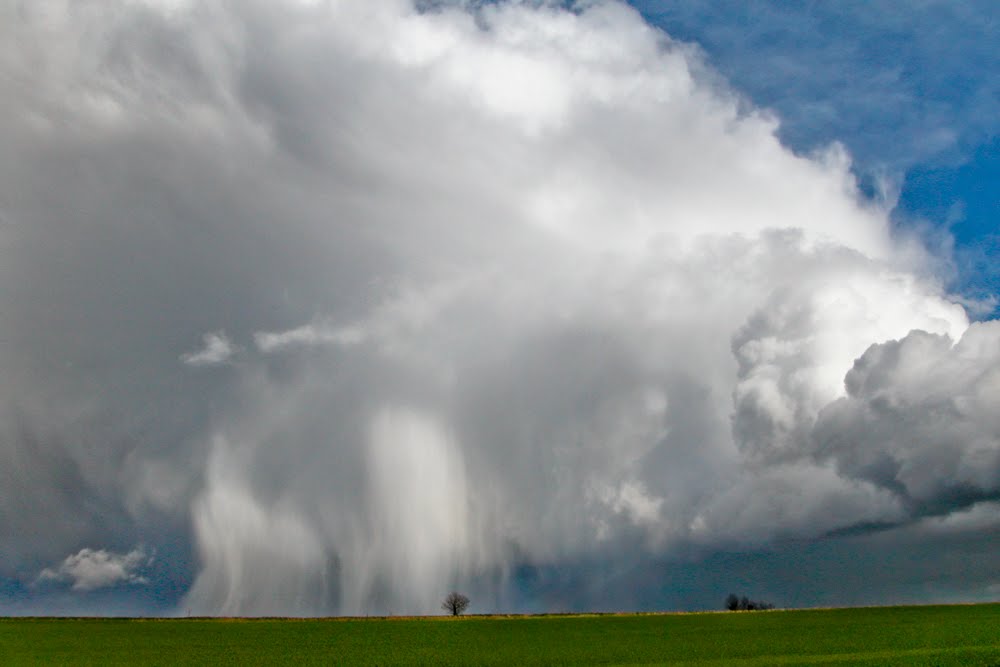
[630,0,999,314]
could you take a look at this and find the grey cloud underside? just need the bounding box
[815,325,1000,518]
[0,0,997,615]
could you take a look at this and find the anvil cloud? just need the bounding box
[0,0,997,615]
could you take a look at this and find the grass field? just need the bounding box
[1,604,998,666]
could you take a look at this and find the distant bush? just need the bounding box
[725,593,774,611]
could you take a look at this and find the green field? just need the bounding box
[1,604,998,666]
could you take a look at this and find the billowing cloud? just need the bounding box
[0,0,996,615]
[37,548,151,592]
[814,323,1000,517]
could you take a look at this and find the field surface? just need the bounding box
[1,604,999,666]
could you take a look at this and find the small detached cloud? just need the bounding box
[180,331,239,367]
[254,322,367,353]
[36,547,152,592]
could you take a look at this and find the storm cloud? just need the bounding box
[0,0,996,615]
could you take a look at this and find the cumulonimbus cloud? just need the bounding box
[0,0,996,615]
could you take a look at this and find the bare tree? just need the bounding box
[725,593,739,611]
[442,592,470,616]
